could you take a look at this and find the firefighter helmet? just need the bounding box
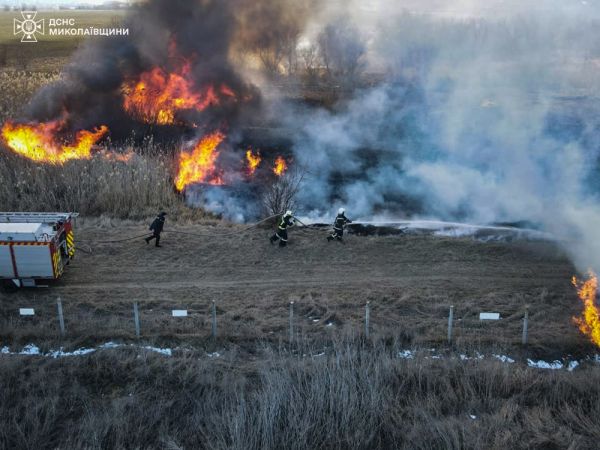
[338,207,345,215]
[285,210,293,217]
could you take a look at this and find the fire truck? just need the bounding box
[0,212,78,288]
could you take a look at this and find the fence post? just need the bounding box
[211,300,217,339]
[365,301,371,339]
[522,307,529,345]
[133,302,140,338]
[56,297,65,336]
[447,306,454,344]
[289,301,294,342]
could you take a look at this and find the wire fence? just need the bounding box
[3,297,532,347]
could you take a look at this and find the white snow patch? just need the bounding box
[527,359,563,370]
[99,342,122,349]
[469,414,477,420]
[398,350,415,359]
[19,344,41,355]
[493,354,515,363]
[207,352,221,358]
[1,346,9,354]
[49,348,96,358]
[567,361,579,372]
[143,346,172,356]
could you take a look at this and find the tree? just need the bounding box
[317,20,366,85]
[261,165,305,216]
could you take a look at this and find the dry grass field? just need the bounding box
[0,220,587,359]
[2,342,600,449]
[0,11,126,70]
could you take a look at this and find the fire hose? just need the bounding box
[76,213,323,252]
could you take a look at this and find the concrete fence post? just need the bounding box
[211,301,217,339]
[133,302,140,338]
[522,307,529,345]
[447,306,454,344]
[365,301,371,339]
[289,301,294,342]
[56,297,65,336]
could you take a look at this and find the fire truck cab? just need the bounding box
[0,212,78,288]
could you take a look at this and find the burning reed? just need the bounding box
[0,143,181,219]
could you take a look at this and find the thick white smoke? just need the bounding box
[279,0,600,271]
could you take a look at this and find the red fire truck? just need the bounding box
[0,212,78,288]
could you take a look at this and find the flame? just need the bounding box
[572,270,600,347]
[98,149,135,163]
[273,156,287,176]
[175,132,225,191]
[122,47,236,126]
[246,149,261,175]
[1,120,108,164]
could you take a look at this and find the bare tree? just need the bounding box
[300,44,321,81]
[261,165,305,216]
[317,20,366,85]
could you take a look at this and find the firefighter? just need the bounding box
[270,210,295,247]
[327,207,352,242]
[145,212,167,247]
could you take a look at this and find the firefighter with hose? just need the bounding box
[327,207,352,243]
[270,210,295,247]
[145,211,167,247]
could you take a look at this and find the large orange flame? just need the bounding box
[122,59,235,125]
[246,149,261,176]
[175,132,225,191]
[273,155,287,176]
[1,120,108,164]
[572,270,600,347]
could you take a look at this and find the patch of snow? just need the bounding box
[312,319,320,323]
[527,359,563,370]
[19,344,41,355]
[326,322,334,327]
[567,361,579,372]
[312,352,326,357]
[143,346,172,356]
[493,354,515,363]
[207,352,221,358]
[1,346,10,354]
[398,350,414,359]
[469,414,477,420]
[460,354,470,360]
[49,347,96,358]
[99,342,122,349]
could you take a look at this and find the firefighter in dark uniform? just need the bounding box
[327,207,352,242]
[270,210,295,247]
[145,212,166,247]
